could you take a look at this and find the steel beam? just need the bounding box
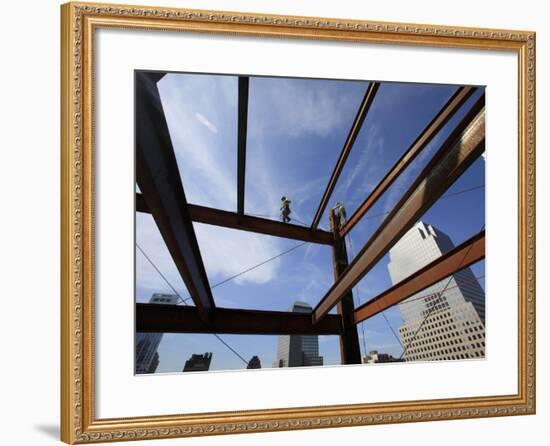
[329,209,362,364]
[136,192,148,213]
[136,304,343,335]
[340,86,478,237]
[310,82,380,230]
[135,71,215,322]
[353,231,485,324]
[313,96,485,323]
[237,77,249,217]
[136,196,334,245]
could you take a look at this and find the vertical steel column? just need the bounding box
[329,209,362,365]
[237,76,249,218]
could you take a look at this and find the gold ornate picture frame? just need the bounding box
[60,2,536,444]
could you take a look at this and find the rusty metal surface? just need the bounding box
[341,86,478,237]
[313,98,485,323]
[329,210,362,364]
[353,231,485,323]
[138,197,335,245]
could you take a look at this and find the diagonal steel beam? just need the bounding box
[136,192,148,213]
[310,82,380,230]
[136,304,343,335]
[135,71,215,322]
[237,77,249,217]
[340,86,478,237]
[353,231,485,324]
[313,95,485,323]
[137,195,334,245]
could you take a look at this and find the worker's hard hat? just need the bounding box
[281,196,286,200]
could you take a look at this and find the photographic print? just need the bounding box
[61,3,535,443]
[135,72,486,374]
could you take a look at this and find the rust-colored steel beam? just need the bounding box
[237,77,249,217]
[329,209,361,364]
[136,304,343,335]
[137,196,334,245]
[135,71,215,322]
[340,86,478,237]
[353,231,485,324]
[188,204,334,244]
[310,82,380,230]
[313,96,485,323]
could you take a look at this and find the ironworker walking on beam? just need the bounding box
[334,202,347,229]
[280,196,292,223]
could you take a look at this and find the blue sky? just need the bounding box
[135,73,485,373]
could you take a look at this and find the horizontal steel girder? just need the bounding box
[137,196,334,245]
[136,304,343,335]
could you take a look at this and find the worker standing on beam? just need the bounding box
[334,202,347,229]
[280,196,292,223]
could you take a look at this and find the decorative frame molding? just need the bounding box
[60,2,536,443]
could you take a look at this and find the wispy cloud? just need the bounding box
[195,112,218,134]
[195,224,281,285]
[252,78,361,137]
[245,77,367,222]
[152,74,283,286]
[379,129,445,215]
[334,121,385,202]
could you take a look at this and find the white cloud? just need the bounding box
[250,77,365,138]
[149,74,284,286]
[143,74,368,289]
[195,223,281,285]
[195,112,218,134]
[336,122,384,201]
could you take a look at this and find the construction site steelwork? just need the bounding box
[135,71,486,366]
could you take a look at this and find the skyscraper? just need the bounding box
[147,352,160,373]
[135,293,179,374]
[388,222,486,362]
[273,301,324,368]
[247,355,261,369]
[183,352,213,372]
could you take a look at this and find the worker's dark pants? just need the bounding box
[281,211,291,223]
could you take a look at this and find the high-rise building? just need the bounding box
[388,222,486,362]
[183,352,213,372]
[135,293,179,374]
[273,301,324,368]
[147,352,160,373]
[363,350,404,364]
[247,355,261,369]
